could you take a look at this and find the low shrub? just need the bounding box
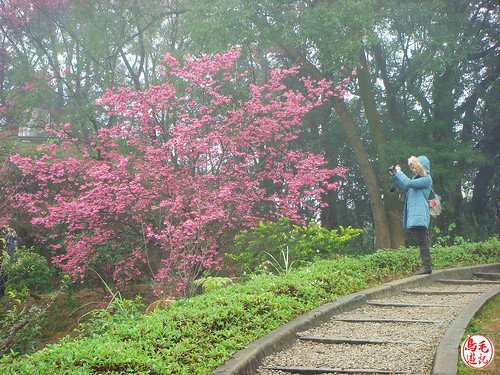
[230,217,363,274]
[2,247,53,294]
[0,238,498,374]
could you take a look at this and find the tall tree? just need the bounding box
[180,0,500,248]
[0,0,185,139]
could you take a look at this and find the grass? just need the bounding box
[0,238,498,374]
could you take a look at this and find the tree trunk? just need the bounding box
[330,97,392,249]
[372,43,405,131]
[357,48,404,248]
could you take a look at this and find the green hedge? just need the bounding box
[1,238,498,374]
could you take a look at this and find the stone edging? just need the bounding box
[432,287,499,375]
[211,263,500,375]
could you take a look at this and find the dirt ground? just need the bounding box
[32,282,172,350]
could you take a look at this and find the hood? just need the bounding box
[417,155,430,174]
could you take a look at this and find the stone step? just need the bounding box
[473,272,500,281]
[261,365,408,374]
[331,317,442,324]
[366,301,459,308]
[403,289,481,295]
[297,335,424,345]
[438,278,500,285]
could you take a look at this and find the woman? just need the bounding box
[390,155,433,274]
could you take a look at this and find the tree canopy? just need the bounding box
[0,0,498,291]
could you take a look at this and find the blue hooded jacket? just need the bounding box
[392,155,432,229]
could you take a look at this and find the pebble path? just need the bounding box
[257,274,500,375]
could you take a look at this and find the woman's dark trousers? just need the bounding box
[410,227,432,274]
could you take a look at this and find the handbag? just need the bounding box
[429,189,442,218]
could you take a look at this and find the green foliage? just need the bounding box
[230,218,362,274]
[194,276,233,293]
[366,246,421,276]
[455,211,499,244]
[0,239,497,374]
[430,237,500,268]
[431,222,465,247]
[75,270,144,338]
[86,242,137,285]
[2,247,53,294]
[262,246,296,275]
[4,61,55,127]
[76,293,144,340]
[369,237,500,276]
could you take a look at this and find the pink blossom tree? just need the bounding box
[11,48,346,294]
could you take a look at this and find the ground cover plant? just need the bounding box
[0,238,498,374]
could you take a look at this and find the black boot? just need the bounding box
[416,247,432,275]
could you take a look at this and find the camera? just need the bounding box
[388,165,396,174]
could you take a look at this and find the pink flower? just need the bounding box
[10,47,346,292]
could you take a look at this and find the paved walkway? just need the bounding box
[212,263,500,375]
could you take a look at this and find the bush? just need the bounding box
[230,217,362,274]
[3,247,53,294]
[367,237,500,276]
[0,239,497,374]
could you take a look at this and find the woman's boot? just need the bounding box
[416,247,432,275]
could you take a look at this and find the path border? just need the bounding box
[211,263,500,375]
[432,287,499,375]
